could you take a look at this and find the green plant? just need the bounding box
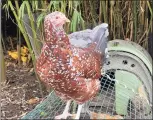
[2,0,152,61]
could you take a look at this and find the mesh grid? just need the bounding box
[22,69,152,119]
[80,69,152,119]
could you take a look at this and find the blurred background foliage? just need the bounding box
[0,0,153,83]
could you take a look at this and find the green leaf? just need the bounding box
[19,1,26,20]
[36,12,46,29]
[35,1,38,10]
[70,10,79,32]
[2,3,10,19]
[73,1,80,9]
[48,1,53,11]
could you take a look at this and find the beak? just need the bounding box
[65,18,70,23]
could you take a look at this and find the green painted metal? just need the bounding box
[115,71,142,115]
[108,39,152,115]
[108,39,152,74]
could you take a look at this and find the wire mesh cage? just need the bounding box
[85,69,152,119]
[21,69,152,119]
[22,40,152,119]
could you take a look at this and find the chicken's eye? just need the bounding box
[56,16,59,19]
[60,43,65,48]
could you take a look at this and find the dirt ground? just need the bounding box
[1,57,48,119]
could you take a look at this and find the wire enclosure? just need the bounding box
[21,68,152,119]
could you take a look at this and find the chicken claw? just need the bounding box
[55,100,72,119]
[55,112,72,119]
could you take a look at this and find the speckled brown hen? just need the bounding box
[36,11,108,119]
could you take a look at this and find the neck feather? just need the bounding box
[44,19,70,45]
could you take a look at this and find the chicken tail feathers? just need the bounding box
[93,23,109,54]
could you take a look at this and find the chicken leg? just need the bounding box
[74,104,84,119]
[55,100,72,119]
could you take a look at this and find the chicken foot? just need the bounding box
[55,100,72,119]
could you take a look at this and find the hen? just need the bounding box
[36,11,108,119]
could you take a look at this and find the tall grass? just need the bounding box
[1,0,152,82]
[3,0,152,52]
